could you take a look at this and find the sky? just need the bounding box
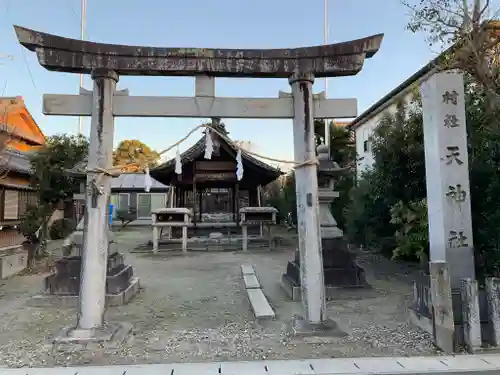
[0,0,441,164]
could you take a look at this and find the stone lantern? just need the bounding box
[316,144,345,239]
[282,145,367,301]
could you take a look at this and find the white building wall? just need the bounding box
[354,90,416,180]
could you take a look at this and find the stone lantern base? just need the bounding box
[282,237,368,300]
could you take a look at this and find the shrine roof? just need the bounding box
[14,25,383,78]
[112,173,168,190]
[150,135,283,186]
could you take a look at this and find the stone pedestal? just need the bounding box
[31,251,140,308]
[282,145,367,300]
[283,237,367,300]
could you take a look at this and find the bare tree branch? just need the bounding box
[403,0,500,105]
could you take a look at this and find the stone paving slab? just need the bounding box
[2,355,500,374]
[241,264,255,275]
[246,288,275,319]
[243,274,261,289]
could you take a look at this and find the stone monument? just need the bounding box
[282,144,367,301]
[410,71,480,353]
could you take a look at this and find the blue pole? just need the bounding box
[109,204,113,226]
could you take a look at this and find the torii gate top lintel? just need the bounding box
[14,25,383,78]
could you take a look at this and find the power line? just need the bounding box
[78,0,87,135]
[4,0,40,97]
[324,0,330,151]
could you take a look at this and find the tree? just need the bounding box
[234,140,254,152]
[263,122,355,229]
[344,98,427,257]
[30,134,89,206]
[21,134,88,261]
[112,139,160,171]
[403,0,500,102]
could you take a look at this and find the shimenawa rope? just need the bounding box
[86,123,318,177]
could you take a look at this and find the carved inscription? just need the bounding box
[448,230,469,248]
[444,146,464,165]
[443,114,459,128]
[442,90,459,105]
[442,88,470,250]
[445,184,467,203]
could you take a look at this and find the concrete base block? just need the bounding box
[52,321,132,351]
[281,274,369,302]
[286,315,347,338]
[281,274,301,301]
[29,277,140,308]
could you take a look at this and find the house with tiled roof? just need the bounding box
[0,97,46,277]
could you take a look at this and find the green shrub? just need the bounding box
[49,218,76,240]
[389,199,428,263]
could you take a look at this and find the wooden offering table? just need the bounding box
[152,208,193,253]
[239,207,278,251]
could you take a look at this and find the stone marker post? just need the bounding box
[429,261,455,353]
[421,70,475,285]
[461,278,481,352]
[421,71,477,352]
[78,69,118,332]
[289,72,326,325]
[486,278,500,346]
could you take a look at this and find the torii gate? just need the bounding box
[15,25,383,341]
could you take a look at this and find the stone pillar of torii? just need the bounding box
[15,25,383,341]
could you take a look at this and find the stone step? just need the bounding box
[243,274,260,289]
[246,288,275,319]
[241,264,255,275]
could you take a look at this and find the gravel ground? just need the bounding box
[0,227,437,367]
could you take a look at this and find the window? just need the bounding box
[137,194,151,219]
[137,193,167,219]
[363,140,369,153]
[151,193,167,212]
[4,190,19,220]
[118,193,130,210]
[18,190,38,218]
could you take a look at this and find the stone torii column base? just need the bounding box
[52,321,133,350]
[285,314,348,339]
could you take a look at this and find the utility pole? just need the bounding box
[78,0,87,135]
[324,0,331,151]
